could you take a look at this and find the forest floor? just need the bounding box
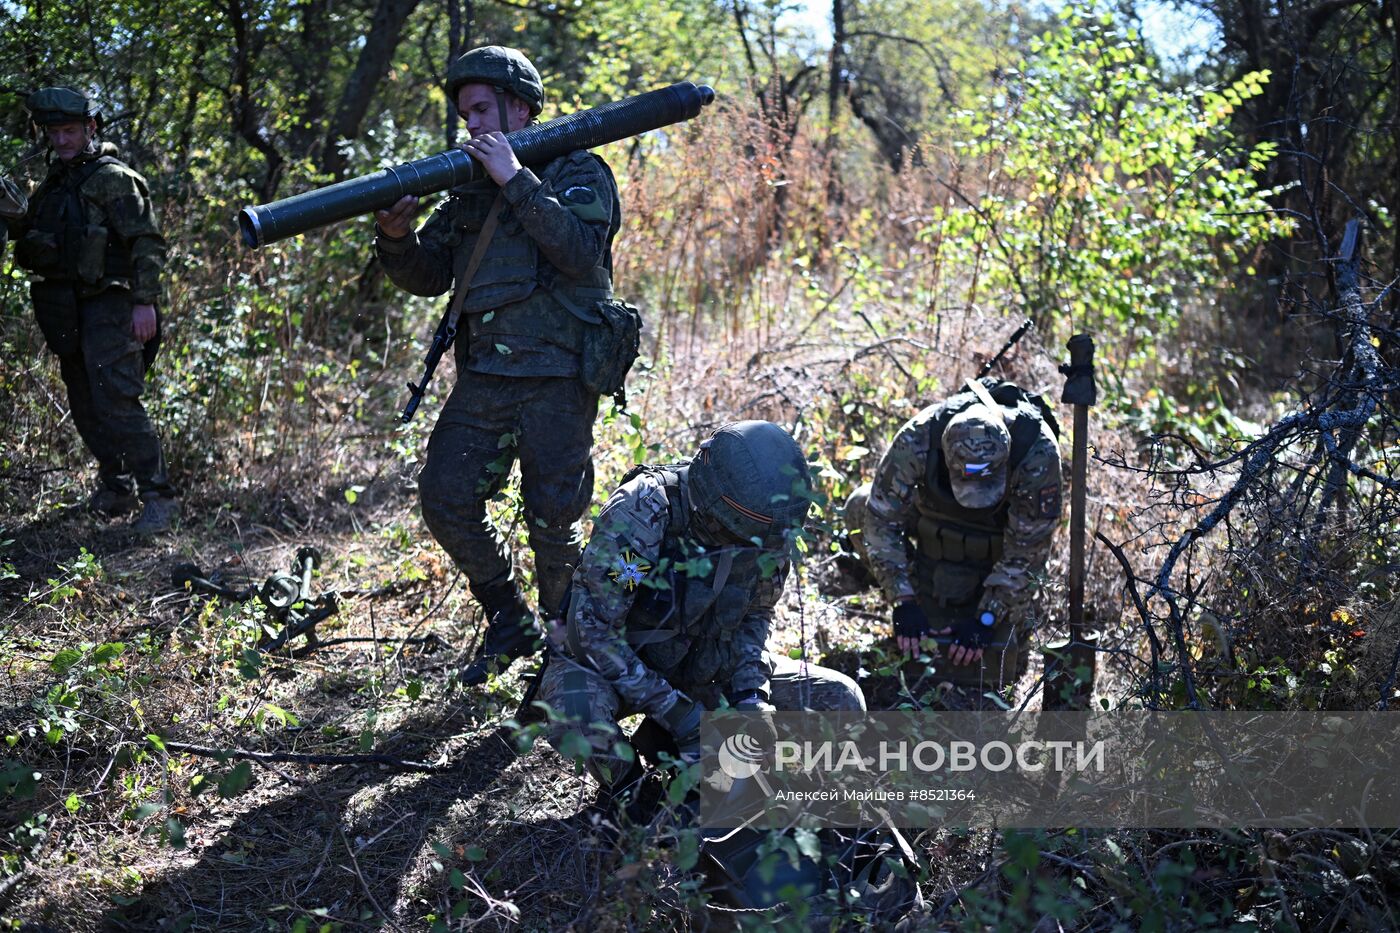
[1,314,1165,931]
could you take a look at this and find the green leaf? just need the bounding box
[218,761,254,799]
[406,679,423,700]
[93,642,126,665]
[449,868,466,889]
[50,648,83,674]
[557,731,592,763]
[64,792,81,814]
[131,801,162,821]
[465,845,486,862]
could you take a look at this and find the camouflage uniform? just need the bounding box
[6,130,174,506]
[541,451,864,787]
[845,379,1062,687]
[377,63,621,625]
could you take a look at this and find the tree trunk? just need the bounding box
[320,0,424,179]
[226,0,285,200]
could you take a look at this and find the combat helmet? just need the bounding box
[25,86,103,128]
[445,46,545,117]
[687,421,814,550]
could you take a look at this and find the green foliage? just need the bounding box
[927,5,1290,350]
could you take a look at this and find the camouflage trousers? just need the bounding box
[843,485,1030,689]
[418,371,598,617]
[40,284,173,498]
[540,652,866,787]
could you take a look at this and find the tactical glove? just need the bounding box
[729,690,776,713]
[729,690,778,751]
[892,601,930,640]
[659,693,703,756]
[951,611,998,650]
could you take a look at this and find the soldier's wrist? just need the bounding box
[374,225,412,248]
[501,166,539,204]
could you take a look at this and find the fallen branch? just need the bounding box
[162,740,451,773]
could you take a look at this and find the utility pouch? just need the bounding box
[72,223,109,284]
[553,288,643,401]
[580,298,643,398]
[30,281,82,356]
[14,229,63,275]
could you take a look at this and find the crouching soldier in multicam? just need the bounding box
[843,378,1062,692]
[539,420,866,799]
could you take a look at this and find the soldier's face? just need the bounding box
[456,84,530,137]
[44,119,95,163]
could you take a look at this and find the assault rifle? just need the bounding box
[402,310,456,423]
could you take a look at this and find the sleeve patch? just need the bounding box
[1038,484,1061,519]
[562,185,597,205]
[559,184,609,223]
[608,547,652,590]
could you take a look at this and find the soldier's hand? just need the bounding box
[659,693,703,760]
[893,600,933,659]
[374,195,421,239]
[131,304,157,343]
[934,623,987,667]
[731,691,778,754]
[460,132,523,187]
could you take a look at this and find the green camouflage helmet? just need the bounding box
[687,421,814,550]
[25,86,103,127]
[445,46,545,116]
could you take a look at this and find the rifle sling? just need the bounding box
[965,377,1011,431]
[445,191,507,334]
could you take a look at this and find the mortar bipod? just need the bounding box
[171,545,337,652]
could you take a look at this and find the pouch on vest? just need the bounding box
[30,281,81,356]
[14,228,63,276]
[581,298,642,398]
[553,289,643,400]
[71,223,108,285]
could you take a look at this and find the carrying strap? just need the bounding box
[445,191,506,333]
[549,284,606,325]
[964,377,1010,429]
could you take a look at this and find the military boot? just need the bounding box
[460,583,541,686]
[88,484,140,516]
[131,493,181,535]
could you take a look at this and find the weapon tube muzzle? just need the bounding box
[238,81,716,248]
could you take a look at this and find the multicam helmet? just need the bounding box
[25,86,102,127]
[942,404,1011,509]
[444,46,545,117]
[687,421,814,550]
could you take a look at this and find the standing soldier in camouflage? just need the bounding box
[540,421,865,798]
[373,47,622,685]
[843,378,1062,689]
[4,87,180,533]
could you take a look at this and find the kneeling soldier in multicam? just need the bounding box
[843,378,1062,691]
[539,420,865,798]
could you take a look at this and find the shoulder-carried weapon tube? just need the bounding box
[238,81,716,248]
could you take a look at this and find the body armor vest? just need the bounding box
[620,465,770,692]
[447,153,620,353]
[16,155,133,285]
[913,382,1056,569]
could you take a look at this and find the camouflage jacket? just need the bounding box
[375,150,619,378]
[559,466,783,719]
[7,143,166,305]
[864,399,1062,621]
